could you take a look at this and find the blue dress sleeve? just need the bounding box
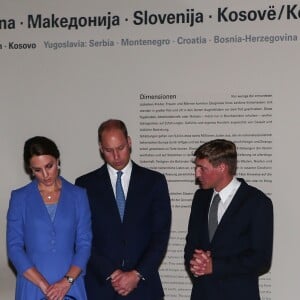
[6,190,34,274]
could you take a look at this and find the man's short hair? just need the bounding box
[98,119,128,143]
[194,139,237,176]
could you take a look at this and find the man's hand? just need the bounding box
[110,269,140,296]
[190,249,212,277]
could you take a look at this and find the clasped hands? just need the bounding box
[109,269,141,296]
[190,249,213,277]
[40,278,71,300]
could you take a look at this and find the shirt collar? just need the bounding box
[107,160,133,177]
[214,177,240,204]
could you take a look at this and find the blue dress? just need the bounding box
[7,177,92,300]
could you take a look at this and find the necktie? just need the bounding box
[116,171,126,221]
[208,193,221,241]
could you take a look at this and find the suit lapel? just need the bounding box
[203,191,213,245]
[125,163,137,201]
[30,180,56,229]
[100,165,124,224]
[53,178,67,227]
[213,180,247,240]
[122,163,138,224]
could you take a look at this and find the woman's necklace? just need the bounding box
[39,181,61,204]
[40,189,61,204]
[43,190,60,203]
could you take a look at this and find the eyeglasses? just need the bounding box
[40,296,77,300]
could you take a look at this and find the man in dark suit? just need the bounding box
[184,139,273,300]
[75,119,171,300]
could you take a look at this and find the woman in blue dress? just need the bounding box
[7,136,92,300]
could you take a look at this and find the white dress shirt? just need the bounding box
[210,177,241,223]
[107,160,132,199]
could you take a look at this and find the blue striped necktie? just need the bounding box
[116,171,126,221]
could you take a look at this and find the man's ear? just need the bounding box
[218,162,226,173]
[127,136,132,148]
[99,144,103,153]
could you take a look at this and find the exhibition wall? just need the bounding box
[1,1,299,299]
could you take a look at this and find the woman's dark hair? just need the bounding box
[23,136,60,174]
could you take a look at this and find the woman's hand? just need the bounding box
[46,278,71,300]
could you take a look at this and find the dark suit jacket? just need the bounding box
[75,162,171,300]
[184,178,273,300]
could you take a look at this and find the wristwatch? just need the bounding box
[64,275,75,284]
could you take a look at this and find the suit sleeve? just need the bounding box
[184,189,207,279]
[213,191,273,278]
[135,174,172,279]
[6,190,34,274]
[75,176,116,281]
